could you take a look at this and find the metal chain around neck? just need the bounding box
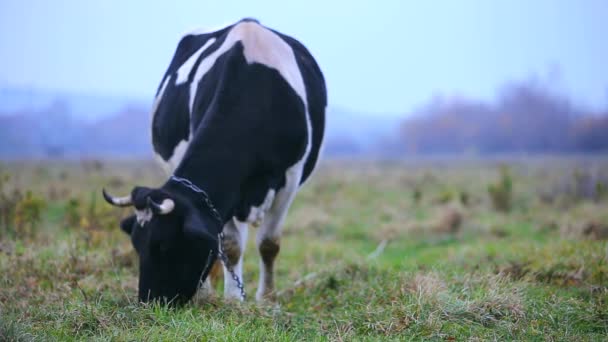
[170,175,222,222]
[170,175,246,301]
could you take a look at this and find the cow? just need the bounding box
[102,18,326,304]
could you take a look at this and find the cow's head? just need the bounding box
[103,186,219,304]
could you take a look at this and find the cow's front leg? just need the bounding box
[221,219,248,300]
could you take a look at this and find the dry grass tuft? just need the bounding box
[496,261,530,280]
[373,221,416,241]
[404,272,448,299]
[110,244,138,268]
[561,220,608,241]
[430,206,464,234]
[443,275,525,326]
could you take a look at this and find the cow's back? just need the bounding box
[151,20,326,188]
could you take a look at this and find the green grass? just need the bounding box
[1,158,607,340]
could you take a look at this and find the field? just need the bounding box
[1,157,607,341]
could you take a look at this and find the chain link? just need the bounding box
[170,175,246,300]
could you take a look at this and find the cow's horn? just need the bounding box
[102,188,133,207]
[147,197,175,215]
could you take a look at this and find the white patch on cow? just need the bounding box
[134,208,153,226]
[175,38,216,86]
[188,22,308,120]
[154,138,190,175]
[246,189,275,227]
[237,23,307,103]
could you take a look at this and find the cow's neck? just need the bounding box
[171,144,246,223]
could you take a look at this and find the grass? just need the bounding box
[0,157,607,341]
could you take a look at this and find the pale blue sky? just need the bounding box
[1,0,607,115]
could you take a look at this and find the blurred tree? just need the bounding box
[399,78,608,155]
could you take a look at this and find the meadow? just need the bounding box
[0,157,607,341]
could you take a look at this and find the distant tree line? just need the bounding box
[400,79,608,155]
[1,78,607,159]
[0,100,152,159]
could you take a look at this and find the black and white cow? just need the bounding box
[103,18,326,304]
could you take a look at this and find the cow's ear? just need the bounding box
[120,215,137,235]
[183,212,219,243]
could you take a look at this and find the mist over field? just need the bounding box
[1,74,607,159]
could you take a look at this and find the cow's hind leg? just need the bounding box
[256,167,302,301]
[256,231,280,301]
[221,219,248,300]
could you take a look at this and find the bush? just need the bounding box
[412,188,422,204]
[13,191,46,239]
[488,166,513,212]
[596,182,607,202]
[64,198,81,228]
[0,173,19,237]
[459,190,470,206]
[538,168,608,205]
[435,189,455,204]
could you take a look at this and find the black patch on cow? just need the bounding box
[174,41,309,221]
[120,215,136,235]
[152,26,233,161]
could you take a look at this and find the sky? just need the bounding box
[1,0,607,116]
